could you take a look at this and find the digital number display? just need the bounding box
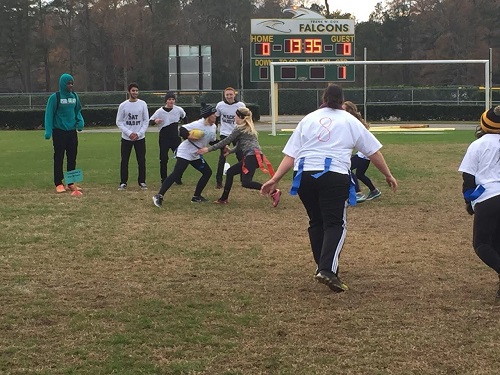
[335,43,352,56]
[254,42,271,56]
[250,35,354,58]
[338,66,347,80]
[284,38,323,54]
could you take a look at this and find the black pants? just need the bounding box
[52,128,78,186]
[120,138,146,185]
[159,128,181,182]
[472,195,500,274]
[216,135,243,185]
[220,154,262,201]
[350,155,375,192]
[158,157,212,198]
[297,171,350,275]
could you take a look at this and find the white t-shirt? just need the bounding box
[355,151,369,160]
[458,133,500,205]
[149,105,186,131]
[215,100,245,136]
[116,99,149,140]
[176,119,217,161]
[283,107,382,174]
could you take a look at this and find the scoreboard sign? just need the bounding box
[250,18,355,82]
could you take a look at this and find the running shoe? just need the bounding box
[55,184,66,193]
[365,188,381,200]
[214,199,229,204]
[68,184,82,192]
[153,194,163,208]
[356,192,366,203]
[191,195,208,203]
[271,189,282,207]
[315,271,349,292]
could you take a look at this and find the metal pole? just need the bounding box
[485,59,490,110]
[240,48,244,103]
[489,48,493,107]
[270,65,276,136]
[363,47,367,120]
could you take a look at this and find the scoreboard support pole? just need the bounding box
[269,59,490,136]
[270,66,277,136]
[273,83,279,131]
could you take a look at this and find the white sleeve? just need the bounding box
[458,143,478,175]
[150,108,161,121]
[137,102,149,138]
[215,102,222,117]
[282,121,303,158]
[116,102,131,137]
[352,119,382,157]
[179,107,186,120]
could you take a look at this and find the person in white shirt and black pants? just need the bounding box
[214,87,245,188]
[152,103,218,207]
[149,92,187,184]
[261,84,398,293]
[459,106,500,301]
[116,83,150,190]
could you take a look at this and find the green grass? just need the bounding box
[2,128,499,375]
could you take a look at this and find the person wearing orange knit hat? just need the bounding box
[459,105,500,301]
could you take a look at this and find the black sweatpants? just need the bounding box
[215,135,243,185]
[219,154,262,201]
[158,128,181,182]
[297,171,350,275]
[350,154,375,192]
[52,128,78,186]
[472,195,500,274]
[158,157,212,198]
[120,138,146,185]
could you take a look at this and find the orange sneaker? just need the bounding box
[68,184,82,192]
[55,184,66,193]
[271,189,281,207]
[214,199,229,204]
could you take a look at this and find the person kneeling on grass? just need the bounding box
[152,103,217,207]
[196,106,281,207]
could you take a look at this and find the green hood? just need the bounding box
[59,73,74,95]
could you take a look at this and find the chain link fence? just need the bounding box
[0,87,497,116]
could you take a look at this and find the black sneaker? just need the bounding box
[153,194,163,208]
[315,270,348,292]
[216,183,223,189]
[175,180,183,185]
[191,195,208,203]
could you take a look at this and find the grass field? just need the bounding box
[1,129,499,375]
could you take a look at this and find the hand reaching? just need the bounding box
[260,179,277,196]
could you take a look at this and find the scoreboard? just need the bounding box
[250,18,355,82]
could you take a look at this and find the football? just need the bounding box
[189,129,205,140]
